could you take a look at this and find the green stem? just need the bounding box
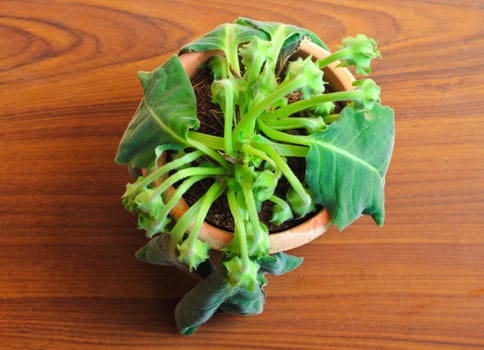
[265,25,287,74]
[188,138,230,170]
[272,143,308,157]
[223,90,235,157]
[268,195,288,208]
[323,113,340,124]
[226,189,250,266]
[225,25,241,77]
[269,90,361,120]
[139,150,204,188]
[264,117,326,132]
[241,177,267,254]
[188,131,224,150]
[156,175,208,231]
[185,181,225,246]
[241,143,276,169]
[188,131,308,157]
[258,119,311,147]
[317,49,350,69]
[252,142,311,207]
[154,166,227,197]
[169,199,203,255]
[233,76,305,143]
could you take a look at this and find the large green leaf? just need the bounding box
[236,17,327,50]
[180,23,267,76]
[236,17,327,77]
[180,23,267,54]
[305,104,394,230]
[219,252,303,315]
[220,282,265,315]
[135,234,182,267]
[175,265,233,335]
[115,55,198,168]
[258,252,304,275]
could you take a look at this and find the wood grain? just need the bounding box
[1,1,483,349]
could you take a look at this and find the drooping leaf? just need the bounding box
[235,17,327,50]
[305,104,395,230]
[236,17,327,88]
[175,265,233,336]
[220,281,265,315]
[180,23,267,54]
[239,37,273,87]
[276,35,304,76]
[258,252,304,276]
[224,256,260,291]
[180,23,267,75]
[115,55,198,168]
[135,234,184,269]
[137,212,171,238]
[269,196,293,225]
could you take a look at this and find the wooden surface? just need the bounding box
[1,1,483,349]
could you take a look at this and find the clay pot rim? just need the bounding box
[144,39,356,253]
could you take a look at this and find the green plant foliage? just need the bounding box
[305,104,394,230]
[115,56,198,168]
[115,17,394,335]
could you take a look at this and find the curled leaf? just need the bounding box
[269,196,293,225]
[338,34,381,75]
[258,252,304,275]
[135,234,182,268]
[115,56,198,168]
[224,256,259,291]
[177,238,211,271]
[286,186,315,217]
[284,57,324,99]
[352,79,381,112]
[134,187,163,219]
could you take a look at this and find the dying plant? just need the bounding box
[115,18,394,335]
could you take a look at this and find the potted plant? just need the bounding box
[115,18,394,335]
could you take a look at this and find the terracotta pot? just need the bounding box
[144,39,355,253]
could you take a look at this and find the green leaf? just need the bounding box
[133,187,163,218]
[305,104,395,230]
[180,23,267,53]
[177,238,211,271]
[137,212,171,238]
[239,37,273,86]
[135,234,183,269]
[220,282,265,315]
[284,56,324,99]
[286,186,315,217]
[235,17,327,50]
[269,196,293,225]
[224,256,259,291]
[258,252,304,275]
[180,23,267,76]
[175,265,233,335]
[338,34,381,75]
[115,55,198,168]
[253,170,279,202]
[352,79,381,112]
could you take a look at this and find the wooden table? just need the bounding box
[1,1,483,349]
